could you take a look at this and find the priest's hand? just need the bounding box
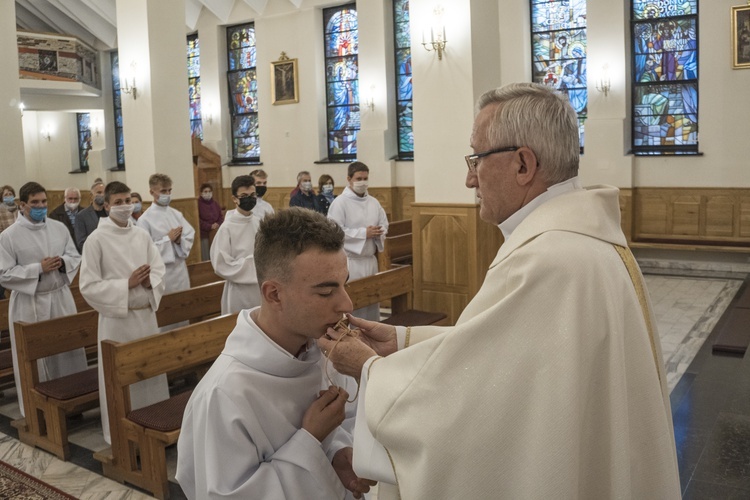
[41,256,62,273]
[318,331,377,379]
[366,225,384,239]
[168,226,182,243]
[332,447,377,499]
[128,264,151,289]
[347,314,398,356]
[302,386,348,442]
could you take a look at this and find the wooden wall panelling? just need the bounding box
[170,197,202,265]
[618,189,633,243]
[741,195,750,238]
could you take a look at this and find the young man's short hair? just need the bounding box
[249,169,268,179]
[149,173,173,188]
[347,162,369,178]
[231,175,255,197]
[255,207,344,284]
[105,181,131,203]
[19,182,46,203]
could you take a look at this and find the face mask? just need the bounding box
[201,192,212,201]
[300,181,313,192]
[352,180,368,195]
[65,202,79,211]
[238,195,257,212]
[3,196,14,206]
[255,185,267,198]
[322,184,334,195]
[132,201,142,214]
[29,207,47,222]
[94,195,105,206]
[108,204,134,224]
[158,194,171,206]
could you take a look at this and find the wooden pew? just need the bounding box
[10,281,224,461]
[97,314,238,499]
[346,265,449,326]
[187,260,221,287]
[377,219,413,272]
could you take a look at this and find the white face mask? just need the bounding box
[158,194,171,206]
[201,192,212,201]
[109,204,134,224]
[65,202,79,211]
[352,180,368,195]
[300,181,313,192]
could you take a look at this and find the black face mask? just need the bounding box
[238,195,257,212]
[255,186,267,198]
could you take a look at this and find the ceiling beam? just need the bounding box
[242,0,268,14]
[198,0,235,24]
[185,0,203,31]
[54,0,118,47]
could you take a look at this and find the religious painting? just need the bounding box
[271,55,299,105]
[732,5,750,69]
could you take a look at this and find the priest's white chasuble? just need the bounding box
[80,217,169,444]
[209,210,261,315]
[360,186,681,499]
[0,216,88,416]
[327,187,388,321]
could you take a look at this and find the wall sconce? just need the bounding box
[421,6,447,60]
[40,127,51,141]
[18,102,25,117]
[596,64,611,97]
[121,61,138,100]
[203,102,214,125]
[91,117,100,137]
[364,85,375,112]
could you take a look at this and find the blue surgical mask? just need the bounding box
[158,194,171,206]
[3,196,14,206]
[132,201,142,214]
[322,184,334,195]
[29,207,47,222]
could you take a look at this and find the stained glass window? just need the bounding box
[530,0,588,150]
[226,23,260,163]
[110,51,125,169]
[631,0,698,155]
[76,113,92,172]
[187,34,203,140]
[324,4,359,161]
[393,0,413,158]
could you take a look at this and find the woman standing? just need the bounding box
[197,183,223,260]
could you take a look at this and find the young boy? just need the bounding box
[79,181,168,444]
[210,175,261,315]
[250,168,275,220]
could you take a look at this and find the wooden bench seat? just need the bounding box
[347,265,449,326]
[377,219,413,271]
[11,280,224,461]
[96,314,237,499]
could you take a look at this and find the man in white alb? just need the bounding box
[79,181,168,444]
[321,83,681,499]
[0,182,88,417]
[250,168,275,220]
[327,162,388,321]
[137,173,195,294]
[177,208,374,499]
[210,175,261,315]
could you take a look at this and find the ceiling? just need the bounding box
[14,0,303,50]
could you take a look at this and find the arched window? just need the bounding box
[227,23,260,163]
[531,0,588,151]
[393,0,413,159]
[187,34,202,140]
[110,51,125,169]
[631,0,698,155]
[323,4,359,161]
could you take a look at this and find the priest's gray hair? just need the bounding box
[255,207,344,284]
[477,83,579,185]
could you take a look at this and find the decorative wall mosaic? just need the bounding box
[17,33,100,89]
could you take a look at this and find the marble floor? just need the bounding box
[0,258,746,499]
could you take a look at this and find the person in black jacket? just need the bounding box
[48,187,81,242]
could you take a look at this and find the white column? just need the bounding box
[0,1,28,188]
[116,0,194,198]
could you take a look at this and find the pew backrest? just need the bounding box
[188,260,221,287]
[156,281,224,326]
[378,220,413,271]
[346,265,412,314]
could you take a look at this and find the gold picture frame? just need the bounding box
[271,52,299,104]
[732,4,750,69]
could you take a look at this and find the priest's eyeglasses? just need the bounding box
[465,146,520,173]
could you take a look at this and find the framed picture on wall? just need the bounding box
[271,53,299,104]
[732,4,750,69]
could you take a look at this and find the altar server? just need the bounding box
[137,173,195,294]
[0,182,87,417]
[79,181,168,444]
[210,175,261,315]
[327,162,388,321]
[177,208,374,499]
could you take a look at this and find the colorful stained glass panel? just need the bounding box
[187,34,202,140]
[324,9,358,33]
[633,19,697,82]
[531,0,587,32]
[633,0,697,20]
[326,57,358,82]
[325,31,358,58]
[328,130,358,156]
[110,51,125,168]
[327,81,359,106]
[228,47,256,71]
[394,0,413,157]
[227,22,260,162]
